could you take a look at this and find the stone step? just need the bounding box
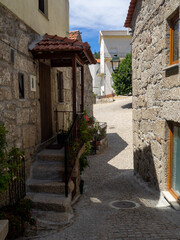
[27,179,65,194]
[32,209,73,226]
[37,148,64,162]
[26,192,71,212]
[31,161,64,181]
[0,220,8,240]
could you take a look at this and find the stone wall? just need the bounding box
[0,5,72,179]
[52,67,73,132]
[84,65,93,117]
[131,0,180,190]
[0,4,41,178]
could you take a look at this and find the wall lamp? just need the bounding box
[111,55,120,72]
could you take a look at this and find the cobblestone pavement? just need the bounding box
[37,97,180,240]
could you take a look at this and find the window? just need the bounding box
[169,12,179,65]
[39,0,48,17]
[18,73,24,99]
[168,122,180,201]
[57,72,63,103]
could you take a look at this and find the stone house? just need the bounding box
[99,30,132,97]
[125,0,180,203]
[0,0,95,211]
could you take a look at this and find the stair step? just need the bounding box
[32,209,73,226]
[31,162,64,180]
[37,148,64,162]
[26,192,71,212]
[27,180,65,194]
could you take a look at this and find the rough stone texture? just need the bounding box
[0,4,40,189]
[25,98,180,240]
[131,0,180,191]
[0,220,8,240]
[84,65,93,117]
[0,4,93,208]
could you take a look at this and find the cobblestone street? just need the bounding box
[37,97,180,240]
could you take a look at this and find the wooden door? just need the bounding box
[39,62,52,142]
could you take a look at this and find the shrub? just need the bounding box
[112,53,132,95]
[0,124,24,193]
[0,199,36,239]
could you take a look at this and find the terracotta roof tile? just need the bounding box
[124,0,137,28]
[69,30,82,41]
[31,33,96,64]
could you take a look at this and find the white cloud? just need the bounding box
[69,0,131,31]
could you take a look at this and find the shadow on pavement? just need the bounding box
[86,133,161,204]
[121,102,132,109]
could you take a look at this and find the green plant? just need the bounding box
[0,124,24,193]
[112,53,132,95]
[0,199,36,239]
[79,113,94,143]
[79,142,91,175]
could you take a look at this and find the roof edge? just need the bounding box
[124,0,137,28]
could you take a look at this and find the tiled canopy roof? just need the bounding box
[124,0,137,28]
[30,34,96,64]
[69,30,82,41]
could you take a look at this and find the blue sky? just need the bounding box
[69,0,131,53]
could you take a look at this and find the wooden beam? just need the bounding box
[72,56,77,120]
[32,51,77,60]
[51,60,72,67]
[81,65,84,113]
[75,53,84,66]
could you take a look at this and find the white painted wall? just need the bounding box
[89,63,101,96]
[99,30,132,96]
[0,0,69,37]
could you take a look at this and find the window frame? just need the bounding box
[168,122,180,201]
[38,0,48,18]
[169,12,179,65]
[18,73,25,99]
[57,71,63,103]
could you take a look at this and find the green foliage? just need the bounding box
[93,51,100,59]
[79,142,91,175]
[78,113,95,174]
[0,124,24,193]
[79,114,94,143]
[0,199,36,239]
[112,53,132,95]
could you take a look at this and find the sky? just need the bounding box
[69,0,131,54]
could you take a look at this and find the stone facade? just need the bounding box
[0,5,40,177]
[0,4,93,183]
[131,0,180,191]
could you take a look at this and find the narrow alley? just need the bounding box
[34,97,180,240]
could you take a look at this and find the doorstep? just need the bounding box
[162,191,180,211]
[0,220,8,240]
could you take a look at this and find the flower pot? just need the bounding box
[79,179,84,194]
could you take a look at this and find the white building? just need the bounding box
[99,30,132,97]
[89,59,102,96]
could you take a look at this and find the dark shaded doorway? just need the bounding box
[39,62,52,142]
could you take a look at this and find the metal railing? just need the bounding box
[64,113,83,197]
[9,156,26,205]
